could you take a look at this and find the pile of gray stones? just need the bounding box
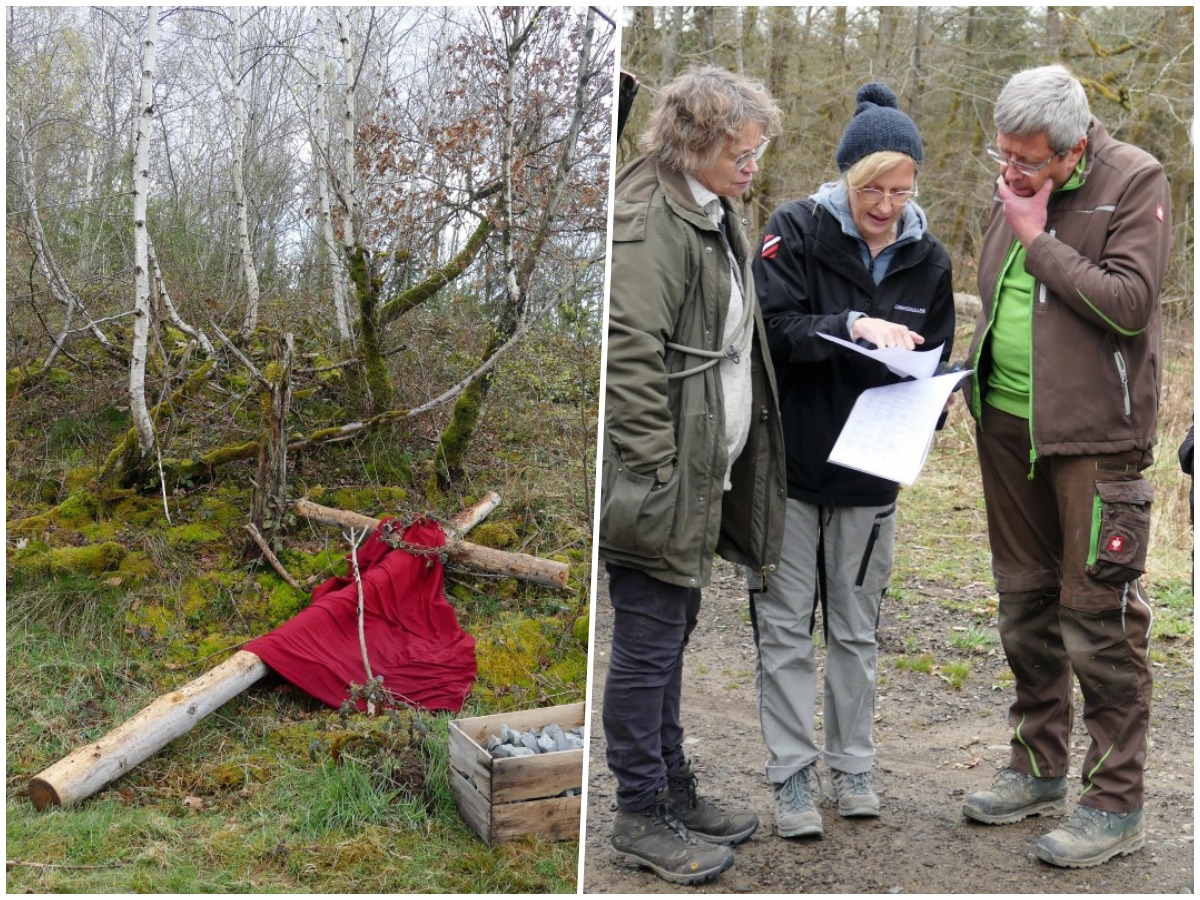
[486,722,585,758]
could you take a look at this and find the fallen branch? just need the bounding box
[293,498,569,590]
[244,523,301,589]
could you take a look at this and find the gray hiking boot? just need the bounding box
[1034,805,1146,868]
[665,759,759,845]
[610,792,735,886]
[962,767,1068,825]
[774,763,823,838]
[831,769,880,818]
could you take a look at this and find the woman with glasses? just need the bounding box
[750,81,955,839]
[599,65,786,885]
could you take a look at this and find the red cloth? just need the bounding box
[246,518,476,712]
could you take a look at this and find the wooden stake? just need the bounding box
[293,498,570,590]
[27,651,268,811]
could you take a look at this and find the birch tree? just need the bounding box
[232,6,262,337]
[130,5,158,457]
[313,8,352,344]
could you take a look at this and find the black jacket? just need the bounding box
[754,197,955,506]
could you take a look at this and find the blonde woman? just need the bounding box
[751,82,955,838]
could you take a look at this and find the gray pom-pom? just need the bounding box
[856,81,898,111]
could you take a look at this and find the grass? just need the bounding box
[6,320,592,893]
[949,627,993,653]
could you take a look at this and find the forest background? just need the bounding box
[620,5,1193,306]
[7,5,612,893]
[618,4,1194,582]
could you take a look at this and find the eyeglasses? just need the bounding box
[985,145,1058,177]
[855,186,918,206]
[731,138,769,170]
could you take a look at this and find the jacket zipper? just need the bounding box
[1114,350,1131,416]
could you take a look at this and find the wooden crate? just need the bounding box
[448,702,584,844]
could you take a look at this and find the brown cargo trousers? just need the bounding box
[976,404,1154,814]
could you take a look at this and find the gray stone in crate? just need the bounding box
[500,723,521,745]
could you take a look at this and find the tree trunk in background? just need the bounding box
[314,10,352,345]
[246,332,294,560]
[429,8,595,495]
[130,5,158,458]
[233,8,262,339]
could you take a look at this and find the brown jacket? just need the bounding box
[967,118,1172,458]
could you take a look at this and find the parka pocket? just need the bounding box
[1086,478,1153,583]
[599,443,680,560]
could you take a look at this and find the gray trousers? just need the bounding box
[752,497,896,783]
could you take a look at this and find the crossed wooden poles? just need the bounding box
[27,494,570,811]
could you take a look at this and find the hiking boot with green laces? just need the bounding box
[665,759,759,845]
[962,767,1068,825]
[774,762,823,838]
[831,768,880,818]
[610,792,735,886]
[1035,805,1146,868]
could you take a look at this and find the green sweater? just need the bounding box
[985,162,1086,420]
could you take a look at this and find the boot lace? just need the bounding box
[779,765,821,811]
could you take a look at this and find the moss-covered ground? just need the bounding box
[6,313,597,893]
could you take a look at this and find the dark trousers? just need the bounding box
[977,404,1154,813]
[602,562,701,812]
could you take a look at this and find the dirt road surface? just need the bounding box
[582,561,1194,894]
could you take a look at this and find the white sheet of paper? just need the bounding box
[827,371,971,485]
[819,332,943,379]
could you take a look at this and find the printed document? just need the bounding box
[817,334,971,485]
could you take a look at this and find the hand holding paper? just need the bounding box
[819,333,944,379]
[819,331,970,484]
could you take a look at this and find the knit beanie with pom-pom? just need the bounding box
[835,82,924,172]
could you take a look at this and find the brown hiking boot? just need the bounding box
[610,791,735,886]
[665,759,759,845]
[962,767,1068,825]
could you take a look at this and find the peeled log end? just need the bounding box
[28,777,61,811]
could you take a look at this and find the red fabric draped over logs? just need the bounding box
[246,518,476,712]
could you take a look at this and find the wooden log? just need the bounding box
[28,650,268,811]
[447,491,501,536]
[28,496,507,810]
[293,498,570,590]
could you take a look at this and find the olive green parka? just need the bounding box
[598,156,786,589]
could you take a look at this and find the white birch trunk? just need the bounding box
[499,11,525,319]
[315,10,351,342]
[130,6,158,456]
[233,8,262,337]
[336,8,357,250]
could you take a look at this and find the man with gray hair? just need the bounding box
[962,64,1171,868]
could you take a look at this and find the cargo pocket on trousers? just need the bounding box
[1086,478,1153,583]
[599,450,679,560]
